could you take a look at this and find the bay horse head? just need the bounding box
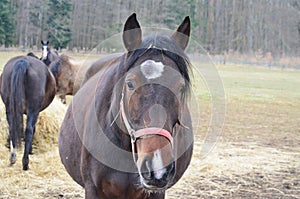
[118,13,191,190]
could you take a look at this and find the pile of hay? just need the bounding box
[0,97,67,153]
[0,97,84,199]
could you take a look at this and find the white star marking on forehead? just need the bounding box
[140,60,164,80]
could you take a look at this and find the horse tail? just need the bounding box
[9,59,29,148]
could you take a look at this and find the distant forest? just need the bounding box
[0,0,299,57]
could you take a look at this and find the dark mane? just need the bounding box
[121,34,191,97]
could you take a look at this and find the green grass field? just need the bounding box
[0,51,299,198]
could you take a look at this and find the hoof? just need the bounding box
[22,157,29,171]
[9,152,16,165]
[23,164,29,171]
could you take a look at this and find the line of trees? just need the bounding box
[0,0,299,57]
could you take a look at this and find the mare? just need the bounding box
[59,13,193,199]
[0,56,56,170]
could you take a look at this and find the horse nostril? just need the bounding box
[166,162,175,177]
[141,158,152,180]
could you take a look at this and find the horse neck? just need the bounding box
[93,65,132,151]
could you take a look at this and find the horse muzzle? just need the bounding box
[140,160,175,190]
[133,128,175,190]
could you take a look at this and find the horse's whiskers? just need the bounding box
[133,174,166,195]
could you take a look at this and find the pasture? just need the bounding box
[0,51,299,198]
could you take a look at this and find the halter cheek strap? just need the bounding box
[119,93,173,163]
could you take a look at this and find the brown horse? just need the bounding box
[49,53,122,104]
[49,55,94,104]
[0,56,56,170]
[49,54,81,104]
[59,13,193,198]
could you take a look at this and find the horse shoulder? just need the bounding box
[59,104,85,187]
[60,73,104,186]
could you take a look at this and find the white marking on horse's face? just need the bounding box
[42,46,48,60]
[152,149,166,179]
[140,60,165,80]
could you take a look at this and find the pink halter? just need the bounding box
[119,93,173,162]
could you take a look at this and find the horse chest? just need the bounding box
[100,174,145,199]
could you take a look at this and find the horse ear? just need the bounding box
[46,41,49,45]
[123,13,142,51]
[172,16,190,50]
[41,40,44,45]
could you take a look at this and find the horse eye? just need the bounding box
[126,81,135,90]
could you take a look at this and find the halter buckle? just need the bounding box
[130,131,136,142]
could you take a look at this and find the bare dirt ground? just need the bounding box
[0,64,299,199]
[168,97,300,199]
[0,98,298,199]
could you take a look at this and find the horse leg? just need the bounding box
[59,94,66,104]
[5,110,11,149]
[29,126,35,155]
[81,149,100,199]
[9,140,16,166]
[22,111,39,170]
[84,181,100,199]
[5,109,17,165]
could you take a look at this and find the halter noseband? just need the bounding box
[119,92,174,163]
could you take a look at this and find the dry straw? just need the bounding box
[0,98,85,199]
